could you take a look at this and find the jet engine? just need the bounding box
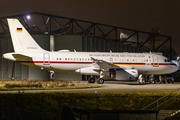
[109,68,138,80]
[75,67,99,75]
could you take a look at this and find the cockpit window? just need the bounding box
[164,59,170,62]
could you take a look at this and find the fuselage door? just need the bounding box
[43,53,50,65]
[152,56,159,67]
[110,57,113,63]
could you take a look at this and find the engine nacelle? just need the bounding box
[75,67,99,75]
[109,68,138,80]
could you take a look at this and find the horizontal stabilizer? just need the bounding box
[12,54,32,61]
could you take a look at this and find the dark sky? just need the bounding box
[1,0,180,55]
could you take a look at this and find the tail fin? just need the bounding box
[7,19,45,52]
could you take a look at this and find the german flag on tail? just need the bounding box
[17,28,22,32]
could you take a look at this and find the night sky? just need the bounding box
[1,0,180,55]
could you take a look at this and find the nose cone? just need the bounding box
[169,62,178,73]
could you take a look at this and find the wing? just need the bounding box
[12,54,32,61]
[91,57,134,72]
[91,57,119,71]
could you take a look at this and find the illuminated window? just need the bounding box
[82,58,84,61]
[65,58,67,60]
[68,58,70,60]
[59,58,61,60]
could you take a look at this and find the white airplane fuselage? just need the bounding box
[4,50,178,75]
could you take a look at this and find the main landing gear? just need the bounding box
[88,71,105,84]
[88,77,104,84]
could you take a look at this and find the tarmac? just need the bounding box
[1,81,180,94]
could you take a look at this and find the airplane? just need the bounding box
[3,19,178,84]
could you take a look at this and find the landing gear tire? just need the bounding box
[88,78,95,83]
[151,80,156,84]
[97,78,104,84]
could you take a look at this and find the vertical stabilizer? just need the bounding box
[7,19,45,52]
